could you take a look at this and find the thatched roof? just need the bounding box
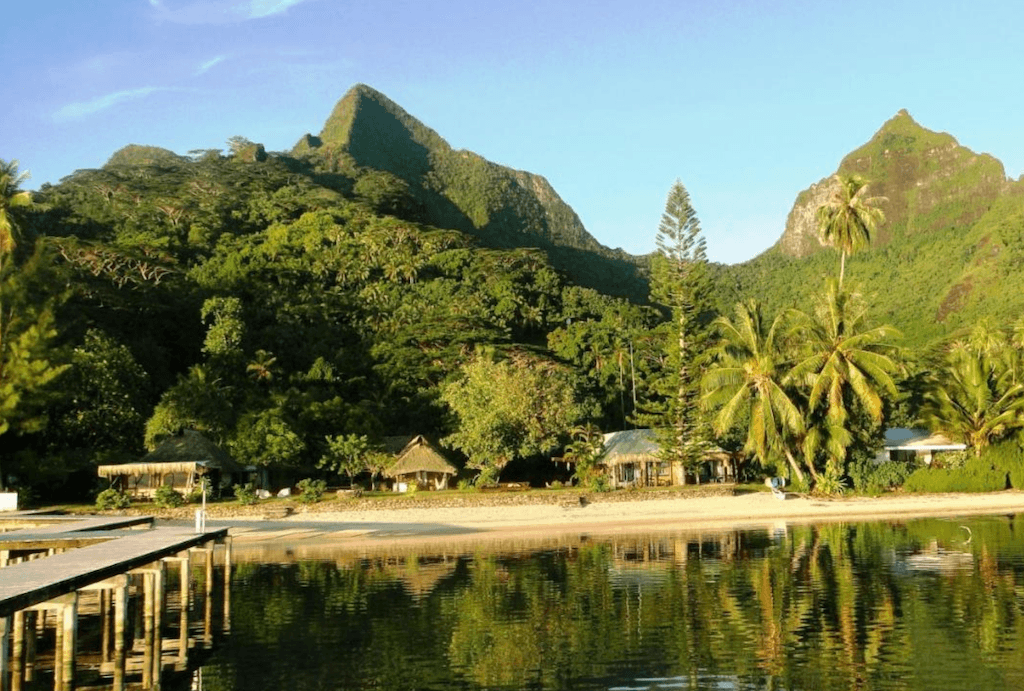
[97,430,243,478]
[597,429,737,465]
[598,429,660,466]
[387,435,457,477]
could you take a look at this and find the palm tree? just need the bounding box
[920,335,1024,455]
[246,349,277,382]
[0,159,31,268]
[702,300,807,484]
[815,173,885,287]
[789,281,900,477]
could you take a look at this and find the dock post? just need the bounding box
[1,615,10,691]
[100,588,110,663]
[61,593,78,691]
[10,611,23,691]
[113,577,127,691]
[142,570,154,690]
[178,558,189,669]
[202,547,214,647]
[22,613,34,684]
[222,536,232,632]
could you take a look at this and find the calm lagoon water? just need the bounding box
[199,516,1024,691]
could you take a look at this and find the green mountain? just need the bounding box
[293,84,648,300]
[721,110,1024,346]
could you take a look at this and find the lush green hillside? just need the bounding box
[720,110,1024,346]
[293,84,649,301]
[2,128,662,499]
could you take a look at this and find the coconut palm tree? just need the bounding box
[816,174,885,287]
[920,335,1024,455]
[0,159,31,268]
[702,300,807,484]
[789,281,900,477]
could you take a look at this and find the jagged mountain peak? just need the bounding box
[294,84,648,299]
[776,111,1008,258]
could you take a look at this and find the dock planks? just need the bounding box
[0,526,227,617]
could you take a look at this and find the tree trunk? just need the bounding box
[783,448,806,485]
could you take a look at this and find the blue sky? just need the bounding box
[3,0,1022,264]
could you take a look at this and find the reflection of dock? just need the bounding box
[0,514,232,690]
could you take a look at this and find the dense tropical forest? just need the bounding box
[3,85,1024,504]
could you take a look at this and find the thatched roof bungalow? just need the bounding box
[597,429,740,488]
[98,430,245,498]
[386,435,458,492]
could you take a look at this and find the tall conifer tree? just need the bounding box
[635,180,712,482]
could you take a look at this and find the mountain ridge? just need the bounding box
[723,109,1024,345]
[293,84,648,299]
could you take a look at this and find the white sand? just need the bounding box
[220,490,1024,549]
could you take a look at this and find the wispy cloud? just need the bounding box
[53,87,165,122]
[245,0,308,19]
[196,55,227,75]
[148,0,312,24]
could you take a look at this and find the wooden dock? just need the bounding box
[0,514,231,690]
[0,526,228,617]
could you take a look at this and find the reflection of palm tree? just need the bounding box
[816,174,885,288]
[703,300,807,484]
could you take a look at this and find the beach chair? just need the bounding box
[766,476,786,500]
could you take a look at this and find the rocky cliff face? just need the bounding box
[777,110,1010,258]
[296,84,648,299]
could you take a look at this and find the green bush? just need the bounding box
[296,478,326,504]
[154,485,184,509]
[849,458,915,493]
[474,466,499,488]
[979,439,1024,489]
[233,483,259,506]
[96,488,131,510]
[815,469,849,496]
[187,477,212,503]
[904,456,1007,493]
[584,474,611,493]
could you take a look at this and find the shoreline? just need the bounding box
[202,489,1024,552]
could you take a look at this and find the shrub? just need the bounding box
[979,439,1024,489]
[456,479,472,491]
[548,480,564,489]
[815,469,848,496]
[296,478,327,504]
[849,458,915,493]
[233,483,259,506]
[187,477,212,504]
[154,485,184,509]
[96,488,131,510]
[474,466,499,488]
[585,474,611,493]
[904,456,1007,493]
[872,461,914,491]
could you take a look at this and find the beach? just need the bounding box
[214,489,1024,550]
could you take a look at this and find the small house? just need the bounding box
[597,429,741,488]
[386,435,458,492]
[880,428,967,466]
[98,430,245,499]
[599,429,666,488]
